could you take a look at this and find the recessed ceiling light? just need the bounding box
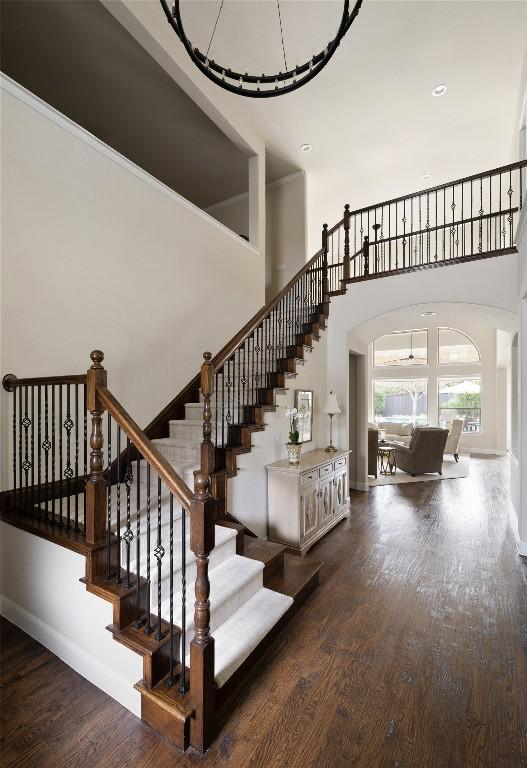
[300,143,312,152]
[421,311,437,317]
[420,173,431,181]
[432,83,447,97]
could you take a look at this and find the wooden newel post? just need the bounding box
[189,468,216,752]
[200,351,215,479]
[322,223,329,298]
[363,235,370,276]
[85,350,107,546]
[343,204,351,281]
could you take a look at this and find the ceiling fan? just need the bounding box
[384,331,427,364]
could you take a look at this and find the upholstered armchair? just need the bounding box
[394,427,449,477]
[444,419,463,462]
[368,425,379,478]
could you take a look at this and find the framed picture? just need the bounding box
[294,389,313,444]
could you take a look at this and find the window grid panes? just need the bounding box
[438,328,481,364]
[373,379,428,425]
[373,329,428,367]
[438,376,481,433]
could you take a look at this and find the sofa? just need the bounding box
[375,420,416,446]
[394,427,449,476]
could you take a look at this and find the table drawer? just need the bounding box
[334,456,347,471]
[301,469,319,486]
[319,462,333,480]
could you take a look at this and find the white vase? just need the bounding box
[286,443,302,465]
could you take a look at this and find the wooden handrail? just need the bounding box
[346,159,527,219]
[2,373,86,391]
[211,246,326,372]
[97,386,195,510]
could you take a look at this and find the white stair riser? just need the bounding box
[138,461,196,489]
[151,442,200,466]
[168,422,204,442]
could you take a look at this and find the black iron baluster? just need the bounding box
[44,386,49,522]
[58,384,63,526]
[22,386,30,511]
[106,412,112,580]
[442,188,446,261]
[155,477,163,641]
[115,425,122,585]
[134,450,142,627]
[124,437,133,588]
[51,385,56,524]
[83,385,87,526]
[65,385,73,529]
[237,347,242,425]
[74,384,79,532]
[426,193,430,263]
[31,386,35,512]
[167,492,175,687]
[12,387,17,511]
[402,200,406,268]
[18,386,22,511]
[241,342,246,425]
[434,190,439,261]
[470,181,476,255]
[394,202,398,269]
[221,366,225,448]
[478,177,483,253]
[508,169,513,247]
[180,505,187,694]
[144,463,152,635]
[37,386,41,516]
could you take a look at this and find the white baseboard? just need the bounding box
[467,448,507,456]
[350,480,369,491]
[0,595,141,717]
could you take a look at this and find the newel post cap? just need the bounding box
[90,350,104,368]
[2,373,17,392]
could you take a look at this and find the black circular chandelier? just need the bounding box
[159,1,363,98]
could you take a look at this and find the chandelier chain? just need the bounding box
[206,0,224,60]
[276,0,288,72]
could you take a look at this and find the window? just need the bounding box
[438,377,481,433]
[438,328,480,364]
[373,379,428,424]
[373,329,428,367]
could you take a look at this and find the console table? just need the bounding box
[266,448,351,556]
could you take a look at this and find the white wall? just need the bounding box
[229,333,327,538]
[207,172,307,301]
[0,522,143,715]
[0,79,266,489]
[102,0,267,255]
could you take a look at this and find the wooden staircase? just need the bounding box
[1,159,525,755]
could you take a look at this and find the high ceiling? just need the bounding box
[0,0,250,209]
[175,0,527,244]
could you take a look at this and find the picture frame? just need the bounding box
[294,389,313,444]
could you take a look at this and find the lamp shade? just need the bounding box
[324,390,341,415]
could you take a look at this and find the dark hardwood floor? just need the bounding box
[1,455,526,768]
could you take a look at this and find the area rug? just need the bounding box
[368,454,470,487]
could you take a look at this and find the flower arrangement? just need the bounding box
[285,407,301,445]
[284,406,307,464]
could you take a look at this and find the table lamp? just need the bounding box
[324,390,341,453]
